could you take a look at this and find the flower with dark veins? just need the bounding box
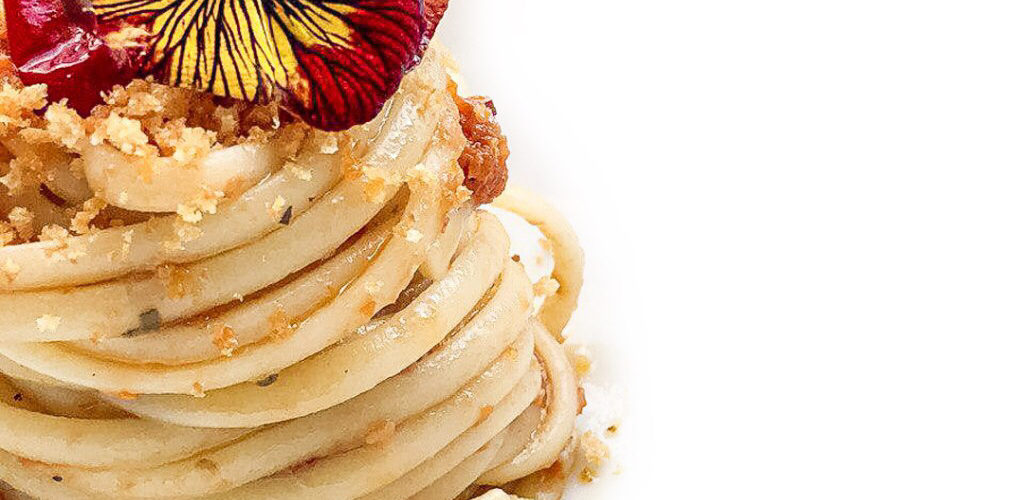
[3,0,450,130]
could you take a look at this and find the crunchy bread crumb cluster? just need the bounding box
[578,430,611,483]
[0,74,294,245]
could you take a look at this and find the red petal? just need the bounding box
[286,1,425,130]
[422,0,450,47]
[3,0,135,112]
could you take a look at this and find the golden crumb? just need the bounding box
[7,206,33,240]
[116,391,139,401]
[572,351,592,378]
[267,195,287,219]
[364,420,396,446]
[39,224,69,243]
[70,197,107,235]
[176,189,222,223]
[212,324,239,357]
[44,102,87,150]
[39,225,84,261]
[359,299,377,319]
[361,175,391,204]
[191,382,206,398]
[0,83,47,133]
[533,277,561,298]
[91,113,151,156]
[0,158,27,195]
[579,431,610,483]
[267,308,295,342]
[103,25,149,51]
[157,264,192,299]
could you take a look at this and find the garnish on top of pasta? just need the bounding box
[3,0,449,130]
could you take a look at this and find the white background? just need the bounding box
[441,2,1024,499]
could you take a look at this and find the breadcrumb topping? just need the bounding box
[212,324,239,357]
[267,308,295,342]
[579,431,611,483]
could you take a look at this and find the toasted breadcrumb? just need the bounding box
[91,113,151,156]
[579,431,610,483]
[103,25,150,51]
[571,350,592,378]
[39,225,84,261]
[0,83,47,133]
[359,299,377,319]
[212,324,239,357]
[361,171,393,204]
[70,197,107,235]
[7,206,33,240]
[0,157,27,194]
[533,277,561,298]
[267,308,295,342]
[44,103,87,150]
[267,195,288,219]
[157,264,192,299]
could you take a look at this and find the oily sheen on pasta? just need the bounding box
[0,45,587,500]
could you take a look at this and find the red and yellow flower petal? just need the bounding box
[92,0,428,130]
[4,0,443,130]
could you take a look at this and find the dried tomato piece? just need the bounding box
[454,87,509,205]
[422,0,450,48]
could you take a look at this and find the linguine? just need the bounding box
[0,42,589,500]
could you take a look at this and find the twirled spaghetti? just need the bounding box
[0,40,588,500]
